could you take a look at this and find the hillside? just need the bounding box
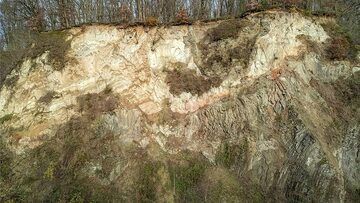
[0,10,359,202]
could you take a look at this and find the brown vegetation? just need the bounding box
[229,38,257,66]
[38,91,59,104]
[321,22,357,61]
[0,51,23,89]
[310,73,360,120]
[27,31,73,71]
[199,20,256,79]
[296,34,322,55]
[176,9,190,24]
[76,88,118,119]
[145,16,159,26]
[325,37,351,60]
[165,68,222,96]
[207,20,246,42]
[0,31,74,89]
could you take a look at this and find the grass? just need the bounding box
[136,160,161,202]
[0,138,13,182]
[0,88,123,202]
[201,167,244,202]
[215,140,248,169]
[168,151,209,202]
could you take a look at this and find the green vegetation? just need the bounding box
[168,151,208,202]
[136,160,161,202]
[0,138,12,182]
[0,121,265,202]
[201,167,243,202]
[215,140,248,169]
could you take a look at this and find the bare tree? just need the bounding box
[0,0,359,51]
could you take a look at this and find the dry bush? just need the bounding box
[228,37,257,66]
[199,32,256,79]
[199,19,253,79]
[325,37,350,60]
[321,22,357,61]
[38,91,59,104]
[207,20,249,42]
[310,73,359,120]
[165,68,222,96]
[246,1,260,10]
[28,31,73,71]
[145,16,158,26]
[76,88,118,119]
[296,34,322,55]
[0,31,74,89]
[0,50,25,89]
[284,0,305,8]
[26,9,46,32]
[176,9,190,24]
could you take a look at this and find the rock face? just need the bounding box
[0,10,359,202]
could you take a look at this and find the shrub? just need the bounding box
[165,67,222,96]
[176,9,190,24]
[246,1,260,11]
[201,167,243,202]
[0,50,23,89]
[321,22,356,61]
[208,20,243,42]
[28,31,73,71]
[0,30,74,89]
[38,91,59,104]
[145,16,158,26]
[136,161,160,202]
[325,36,350,60]
[76,88,118,119]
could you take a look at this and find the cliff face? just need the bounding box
[0,11,359,202]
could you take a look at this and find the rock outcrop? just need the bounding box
[0,10,359,202]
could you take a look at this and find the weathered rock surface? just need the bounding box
[0,10,359,202]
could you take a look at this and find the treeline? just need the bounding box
[0,0,359,50]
